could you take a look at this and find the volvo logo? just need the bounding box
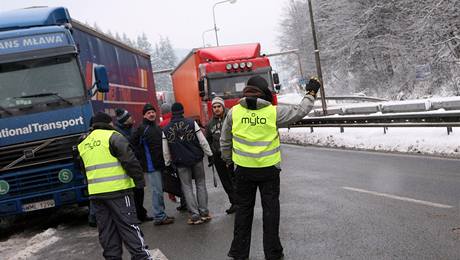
[24,149,35,159]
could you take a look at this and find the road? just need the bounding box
[1,144,460,259]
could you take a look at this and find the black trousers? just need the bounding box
[229,166,283,260]
[213,153,236,205]
[133,188,148,220]
[92,194,151,260]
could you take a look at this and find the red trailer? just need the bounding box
[171,43,280,126]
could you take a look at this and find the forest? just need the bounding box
[278,0,459,99]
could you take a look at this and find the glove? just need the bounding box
[207,156,214,167]
[305,77,321,98]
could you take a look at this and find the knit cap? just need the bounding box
[171,102,184,115]
[143,103,156,115]
[243,75,273,102]
[211,97,225,107]
[115,108,131,124]
[90,112,112,126]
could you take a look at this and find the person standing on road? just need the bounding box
[114,108,153,223]
[162,102,213,225]
[131,104,175,226]
[205,97,237,214]
[114,108,135,138]
[159,103,187,211]
[221,75,321,260]
[77,112,152,260]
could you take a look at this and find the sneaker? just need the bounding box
[187,218,204,225]
[225,204,237,214]
[153,216,175,226]
[200,213,212,222]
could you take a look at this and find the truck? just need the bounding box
[0,6,158,225]
[170,43,280,126]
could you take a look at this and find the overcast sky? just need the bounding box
[1,0,288,54]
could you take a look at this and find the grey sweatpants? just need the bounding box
[177,161,209,220]
[92,194,152,260]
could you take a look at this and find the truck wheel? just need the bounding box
[0,216,15,230]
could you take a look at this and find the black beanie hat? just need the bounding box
[115,108,131,124]
[143,103,156,115]
[90,112,112,126]
[244,75,273,102]
[171,102,184,115]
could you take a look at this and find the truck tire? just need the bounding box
[0,216,15,230]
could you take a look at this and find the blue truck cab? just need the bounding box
[0,7,158,222]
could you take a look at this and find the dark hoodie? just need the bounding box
[131,118,166,172]
[76,122,145,199]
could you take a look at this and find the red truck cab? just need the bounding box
[171,43,279,126]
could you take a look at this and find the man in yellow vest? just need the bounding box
[77,112,152,260]
[220,75,321,260]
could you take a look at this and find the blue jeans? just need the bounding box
[177,161,209,221]
[147,170,167,222]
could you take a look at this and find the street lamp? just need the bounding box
[212,0,237,46]
[202,28,216,47]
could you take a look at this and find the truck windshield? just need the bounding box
[207,72,273,99]
[0,55,85,109]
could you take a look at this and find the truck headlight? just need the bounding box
[239,62,246,69]
[226,64,232,70]
[232,63,239,69]
[246,62,253,68]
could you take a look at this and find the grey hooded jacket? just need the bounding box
[219,94,315,167]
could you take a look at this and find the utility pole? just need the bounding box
[307,0,327,115]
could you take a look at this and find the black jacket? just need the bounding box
[76,123,145,199]
[205,109,227,156]
[131,118,166,172]
[163,115,204,167]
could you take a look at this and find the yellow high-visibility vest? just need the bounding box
[231,104,281,167]
[77,129,134,195]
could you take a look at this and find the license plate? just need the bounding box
[22,199,55,212]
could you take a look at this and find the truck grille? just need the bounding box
[0,134,82,173]
[3,166,65,196]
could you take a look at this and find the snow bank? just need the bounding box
[280,127,460,158]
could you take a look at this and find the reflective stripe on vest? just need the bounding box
[231,104,281,167]
[77,129,135,195]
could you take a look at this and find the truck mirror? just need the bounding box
[198,79,205,97]
[272,72,280,85]
[94,65,109,93]
[275,84,281,91]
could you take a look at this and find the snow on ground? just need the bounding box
[280,127,460,158]
[1,228,61,260]
[278,93,460,158]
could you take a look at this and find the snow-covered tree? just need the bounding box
[278,0,460,99]
[136,33,153,54]
[121,33,136,48]
[151,36,177,91]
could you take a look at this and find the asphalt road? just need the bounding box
[1,145,460,260]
